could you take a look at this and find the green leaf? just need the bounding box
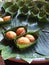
[18,5,29,15]
[5,3,18,17]
[1,46,17,60]
[0,44,6,50]
[44,2,49,15]
[17,0,25,7]
[0,2,4,7]
[2,2,13,10]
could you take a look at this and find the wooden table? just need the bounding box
[0,56,5,65]
[8,58,49,64]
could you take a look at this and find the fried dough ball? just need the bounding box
[25,34,35,42]
[16,27,26,36]
[17,37,30,44]
[6,31,16,39]
[3,16,11,21]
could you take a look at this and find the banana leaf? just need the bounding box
[0,2,4,7]
[2,2,13,10]
[25,0,33,4]
[34,1,47,9]
[37,9,48,22]
[18,5,29,16]
[44,2,49,16]
[28,13,38,22]
[0,2,5,17]
[38,15,49,22]
[17,0,25,7]
[5,3,19,17]
[30,6,39,15]
[1,45,17,60]
[0,20,11,25]
[25,1,35,9]
[28,6,39,21]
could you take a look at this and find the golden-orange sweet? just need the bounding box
[6,31,16,39]
[3,16,11,21]
[25,34,35,42]
[17,37,30,44]
[16,27,26,36]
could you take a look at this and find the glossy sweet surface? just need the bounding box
[25,34,35,42]
[3,16,11,21]
[17,37,30,45]
[16,27,26,36]
[5,31,16,39]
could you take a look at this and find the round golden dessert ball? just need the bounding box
[3,16,11,21]
[25,34,35,42]
[6,31,16,39]
[17,37,30,44]
[16,27,26,36]
[0,17,4,22]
